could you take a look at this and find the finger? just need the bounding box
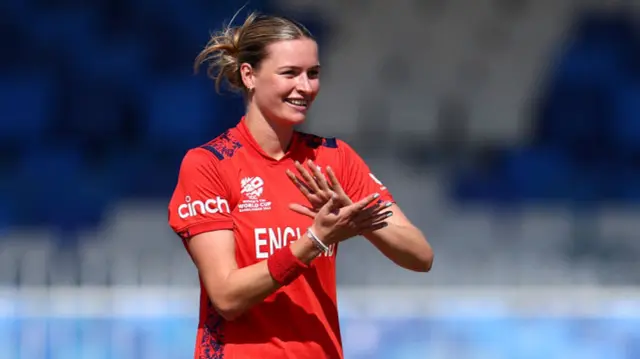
[294,161,321,194]
[366,201,393,216]
[288,203,318,218]
[286,169,314,198]
[349,193,381,213]
[356,211,393,232]
[308,160,330,191]
[326,166,349,198]
[351,200,384,221]
[355,210,393,226]
[287,170,327,208]
[320,192,340,214]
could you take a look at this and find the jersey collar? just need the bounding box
[236,116,301,163]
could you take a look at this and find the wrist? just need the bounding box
[309,224,332,246]
[267,246,309,286]
[290,235,323,264]
[306,227,330,252]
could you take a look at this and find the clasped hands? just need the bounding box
[285,160,393,246]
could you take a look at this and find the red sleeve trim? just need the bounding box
[177,220,234,239]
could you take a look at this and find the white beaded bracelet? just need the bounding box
[306,227,330,253]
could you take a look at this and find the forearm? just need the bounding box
[365,223,433,272]
[208,234,321,320]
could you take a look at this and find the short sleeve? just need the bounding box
[337,140,395,203]
[168,148,234,239]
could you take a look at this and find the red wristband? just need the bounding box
[267,246,309,286]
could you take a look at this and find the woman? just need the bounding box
[168,12,433,359]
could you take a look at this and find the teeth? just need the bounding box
[287,99,307,107]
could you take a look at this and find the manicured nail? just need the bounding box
[373,193,380,198]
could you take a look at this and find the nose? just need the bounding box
[296,75,312,94]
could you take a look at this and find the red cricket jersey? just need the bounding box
[168,117,394,359]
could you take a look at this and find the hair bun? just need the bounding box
[194,11,314,94]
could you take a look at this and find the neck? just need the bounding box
[244,105,294,160]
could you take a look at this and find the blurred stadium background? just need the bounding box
[1,0,640,358]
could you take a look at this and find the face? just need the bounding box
[242,38,320,126]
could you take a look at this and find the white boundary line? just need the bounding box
[1,286,640,319]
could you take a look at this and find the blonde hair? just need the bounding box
[194,12,314,93]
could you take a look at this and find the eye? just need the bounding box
[280,69,297,78]
[308,69,320,79]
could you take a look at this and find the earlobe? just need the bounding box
[240,63,255,90]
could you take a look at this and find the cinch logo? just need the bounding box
[178,196,230,219]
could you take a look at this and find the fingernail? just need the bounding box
[373,193,380,198]
[386,201,393,207]
[386,212,393,217]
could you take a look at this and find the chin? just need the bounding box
[287,114,307,125]
[277,112,307,127]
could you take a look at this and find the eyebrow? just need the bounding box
[277,64,321,70]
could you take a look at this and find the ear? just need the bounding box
[240,63,256,90]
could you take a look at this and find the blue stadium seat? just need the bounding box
[0,199,10,233]
[608,163,640,203]
[144,77,221,148]
[8,149,105,230]
[550,10,636,91]
[0,0,29,23]
[575,10,637,48]
[498,146,573,202]
[629,43,640,80]
[8,149,79,226]
[611,82,640,153]
[24,9,100,64]
[552,41,624,88]
[65,85,125,139]
[451,168,516,204]
[101,146,183,199]
[0,74,55,142]
[73,39,149,96]
[537,84,611,154]
[127,0,247,41]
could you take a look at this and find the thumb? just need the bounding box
[288,203,317,218]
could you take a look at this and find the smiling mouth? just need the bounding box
[285,98,309,108]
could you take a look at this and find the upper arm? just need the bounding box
[187,230,238,294]
[381,203,413,228]
[168,148,238,304]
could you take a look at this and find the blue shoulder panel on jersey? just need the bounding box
[200,145,224,160]
[200,130,243,160]
[323,137,338,148]
[297,132,338,149]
